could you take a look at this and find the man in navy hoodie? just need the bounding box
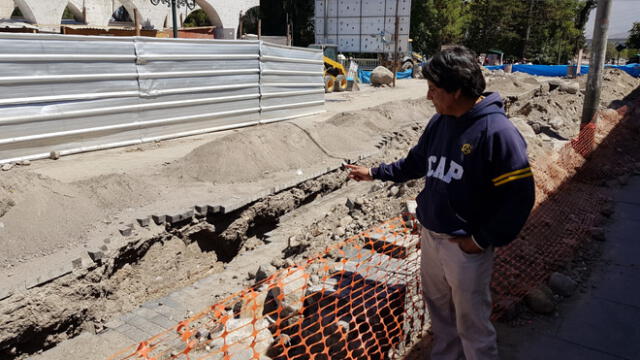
[346,46,535,360]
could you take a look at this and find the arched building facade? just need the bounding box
[0,0,258,38]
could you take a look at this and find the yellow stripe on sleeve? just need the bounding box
[492,167,531,183]
[493,171,533,187]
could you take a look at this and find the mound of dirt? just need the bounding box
[485,72,541,97]
[510,90,584,140]
[74,174,159,210]
[166,100,434,185]
[0,172,103,267]
[164,123,332,184]
[599,68,640,106]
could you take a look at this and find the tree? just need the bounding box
[572,0,597,55]
[628,22,640,49]
[411,0,468,56]
[110,6,132,23]
[11,7,23,18]
[462,0,584,64]
[464,0,526,58]
[241,6,260,35]
[259,0,314,46]
[62,6,82,22]
[183,9,211,27]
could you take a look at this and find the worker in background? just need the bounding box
[345,45,535,360]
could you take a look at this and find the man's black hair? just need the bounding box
[422,45,486,99]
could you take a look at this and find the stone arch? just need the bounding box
[62,1,84,23]
[1,1,16,19]
[193,0,222,29]
[12,0,37,23]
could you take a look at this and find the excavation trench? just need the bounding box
[0,118,427,360]
[3,70,638,359]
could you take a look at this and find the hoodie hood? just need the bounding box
[460,92,505,121]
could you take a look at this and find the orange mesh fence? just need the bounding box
[108,216,428,360]
[107,103,635,360]
[490,105,630,318]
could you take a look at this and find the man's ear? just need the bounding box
[454,89,463,100]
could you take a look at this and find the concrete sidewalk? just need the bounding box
[499,176,640,360]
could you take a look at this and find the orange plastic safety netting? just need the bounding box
[490,105,632,317]
[107,101,637,360]
[108,216,428,360]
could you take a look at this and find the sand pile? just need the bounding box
[164,123,333,184]
[166,100,433,185]
[485,71,542,97]
[588,68,640,106]
[0,172,103,267]
[510,90,584,140]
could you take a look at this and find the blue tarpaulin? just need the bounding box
[483,64,640,78]
[357,68,413,84]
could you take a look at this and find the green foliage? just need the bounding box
[110,6,132,23]
[411,0,468,56]
[257,0,314,47]
[464,0,527,59]
[241,6,260,35]
[408,0,594,64]
[183,9,211,27]
[11,7,23,18]
[461,0,590,64]
[62,7,74,20]
[628,22,640,49]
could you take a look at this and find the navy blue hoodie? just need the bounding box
[371,92,535,248]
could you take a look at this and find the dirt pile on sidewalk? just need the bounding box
[0,172,103,268]
[584,68,640,106]
[165,100,432,184]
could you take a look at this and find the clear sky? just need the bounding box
[584,0,640,39]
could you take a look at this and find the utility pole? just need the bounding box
[581,0,612,126]
[392,0,400,88]
[170,0,178,38]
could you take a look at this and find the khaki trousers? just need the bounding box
[420,228,498,360]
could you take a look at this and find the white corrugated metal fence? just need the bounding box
[0,33,325,164]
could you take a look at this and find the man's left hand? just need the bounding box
[449,236,483,254]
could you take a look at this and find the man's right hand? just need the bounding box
[345,164,373,182]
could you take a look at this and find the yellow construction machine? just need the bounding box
[308,44,348,93]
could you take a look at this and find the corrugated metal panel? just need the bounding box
[0,33,139,163]
[259,43,325,124]
[0,34,325,164]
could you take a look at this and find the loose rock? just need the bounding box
[548,272,578,297]
[370,66,394,87]
[255,264,277,283]
[339,216,353,227]
[559,82,579,94]
[524,286,555,314]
